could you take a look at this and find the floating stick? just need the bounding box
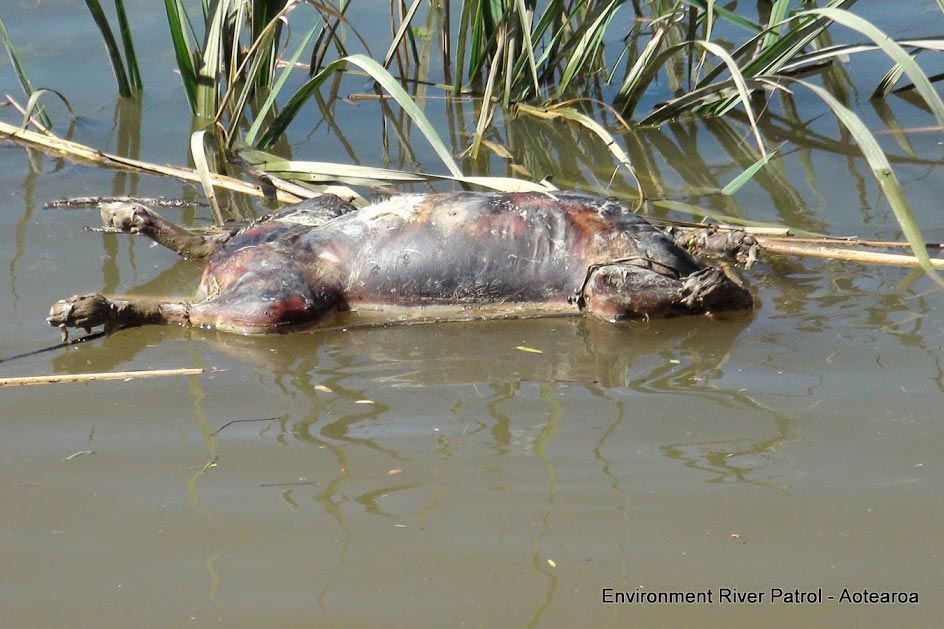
[0,368,204,387]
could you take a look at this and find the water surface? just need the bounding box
[1,2,943,627]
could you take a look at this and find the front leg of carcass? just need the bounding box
[581,262,752,322]
[47,293,121,341]
[48,293,190,340]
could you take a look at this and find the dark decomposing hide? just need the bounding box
[48,191,753,337]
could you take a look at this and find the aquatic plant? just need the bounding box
[85,0,141,97]
[1,0,939,266]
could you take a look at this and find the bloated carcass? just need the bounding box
[47,191,753,337]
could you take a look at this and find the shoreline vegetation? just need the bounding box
[1,1,943,270]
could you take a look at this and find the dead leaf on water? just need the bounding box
[516,345,543,354]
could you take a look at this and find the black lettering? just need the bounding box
[837,588,919,604]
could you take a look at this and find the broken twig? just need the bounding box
[213,416,280,435]
[0,367,204,387]
[756,237,944,269]
[46,196,206,209]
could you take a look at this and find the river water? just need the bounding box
[1,1,943,627]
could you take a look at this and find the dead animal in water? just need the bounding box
[47,191,753,338]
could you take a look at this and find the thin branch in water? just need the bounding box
[757,237,944,270]
[45,196,207,209]
[259,480,319,487]
[0,368,206,387]
[213,416,281,435]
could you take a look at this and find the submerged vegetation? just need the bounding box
[2,1,944,266]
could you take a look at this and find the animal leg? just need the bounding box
[100,202,235,259]
[47,293,188,340]
[189,248,345,334]
[665,224,759,266]
[183,289,339,335]
[47,280,342,338]
[581,264,752,321]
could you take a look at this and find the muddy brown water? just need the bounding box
[2,2,944,627]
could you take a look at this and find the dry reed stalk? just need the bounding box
[757,237,944,269]
[0,367,204,387]
[0,120,304,204]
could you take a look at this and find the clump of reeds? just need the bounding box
[2,0,943,268]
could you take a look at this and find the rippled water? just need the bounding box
[2,2,943,627]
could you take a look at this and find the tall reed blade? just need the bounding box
[84,0,135,96]
[164,0,198,112]
[243,22,320,147]
[786,77,934,273]
[257,54,462,177]
[803,8,944,127]
[113,0,142,90]
[0,15,51,127]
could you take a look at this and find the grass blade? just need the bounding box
[615,17,674,115]
[758,0,791,52]
[84,0,133,96]
[257,54,462,177]
[651,198,793,229]
[244,149,552,192]
[247,156,429,185]
[784,77,934,273]
[113,0,142,90]
[164,0,198,113]
[513,0,540,98]
[469,25,504,158]
[517,102,642,199]
[675,40,767,155]
[384,0,424,69]
[695,0,856,91]
[22,89,76,131]
[557,0,621,97]
[244,23,319,146]
[194,0,232,120]
[802,8,944,127]
[190,130,223,224]
[679,0,761,34]
[0,15,52,128]
[722,143,783,195]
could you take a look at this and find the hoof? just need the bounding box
[100,202,150,234]
[681,268,753,313]
[47,293,116,341]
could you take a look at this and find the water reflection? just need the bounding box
[9,146,39,306]
[45,311,809,507]
[661,413,797,492]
